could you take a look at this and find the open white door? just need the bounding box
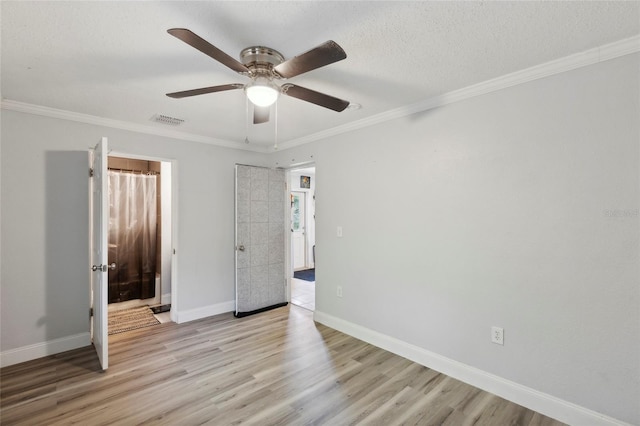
[291,191,306,270]
[89,137,109,370]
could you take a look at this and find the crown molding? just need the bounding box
[0,100,269,153]
[2,35,638,154]
[276,34,640,151]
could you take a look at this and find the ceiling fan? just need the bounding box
[166,28,350,124]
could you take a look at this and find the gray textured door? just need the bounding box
[235,165,287,316]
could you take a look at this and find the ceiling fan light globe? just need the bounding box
[245,79,280,107]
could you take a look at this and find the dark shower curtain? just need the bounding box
[108,170,157,303]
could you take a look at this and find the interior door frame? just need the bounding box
[285,163,315,303]
[108,151,179,323]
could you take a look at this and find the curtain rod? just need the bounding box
[108,167,159,175]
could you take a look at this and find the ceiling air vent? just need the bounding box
[150,114,185,126]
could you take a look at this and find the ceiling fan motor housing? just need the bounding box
[240,46,285,79]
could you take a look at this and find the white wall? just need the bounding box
[270,54,639,424]
[0,111,266,358]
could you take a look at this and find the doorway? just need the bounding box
[106,155,173,324]
[291,191,307,270]
[289,167,315,311]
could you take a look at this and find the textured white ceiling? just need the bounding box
[2,1,639,149]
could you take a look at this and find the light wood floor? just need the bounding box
[1,305,565,425]
[291,278,315,311]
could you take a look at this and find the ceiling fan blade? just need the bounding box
[168,28,249,74]
[282,84,350,112]
[166,84,243,98]
[274,40,346,79]
[253,106,270,124]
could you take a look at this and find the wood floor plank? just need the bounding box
[0,305,566,426]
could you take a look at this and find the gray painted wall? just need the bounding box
[0,112,265,351]
[270,53,639,424]
[0,53,638,423]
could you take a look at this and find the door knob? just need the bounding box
[92,263,116,272]
[237,245,245,251]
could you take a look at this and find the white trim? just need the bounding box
[1,35,638,154]
[108,151,172,163]
[169,159,179,323]
[276,35,640,151]
[234,165,239,315]
[0,100,268,153]
[161,293,172,305]
[0,333,91,368]
[175,300,235,324]
[313,310,633,426]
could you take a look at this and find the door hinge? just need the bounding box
[89,307,94,318]
[89,168,94,177]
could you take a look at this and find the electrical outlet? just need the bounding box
[491,326,504,345]
[337,226,343,237]
[336,286,343,298]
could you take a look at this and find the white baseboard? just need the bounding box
[0,299,235,367]
[161,292,172,305]
[175,300,235,324]
[0,332,91,368]
[313,310,631,426]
